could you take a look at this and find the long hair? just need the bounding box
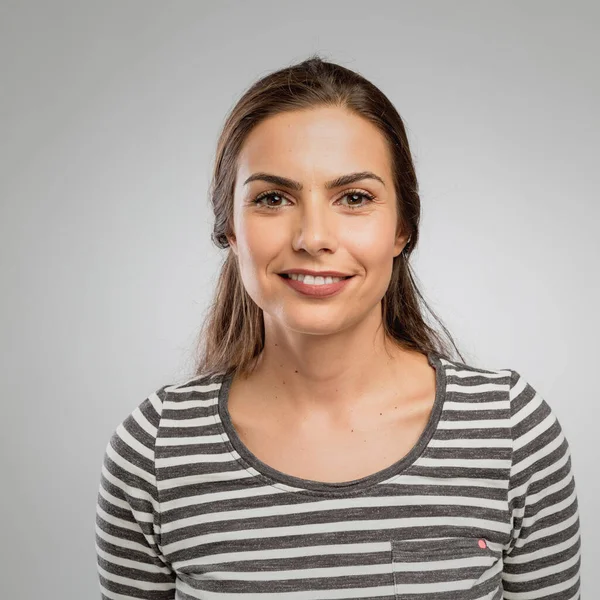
[193,54,465,380]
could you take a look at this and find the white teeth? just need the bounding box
[289,273,343,285]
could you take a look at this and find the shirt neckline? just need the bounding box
[215,350,447,495]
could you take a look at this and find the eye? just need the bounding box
[340,189,376,210]
[251,191,290,210]
[251,189,376,211]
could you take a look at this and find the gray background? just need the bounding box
[1,1,596,597]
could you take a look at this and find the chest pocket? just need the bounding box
[391,536,503,599]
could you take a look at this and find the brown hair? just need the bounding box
[192,53,465,380]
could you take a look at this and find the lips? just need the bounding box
[280,274,352,280]
[278,273,354,297]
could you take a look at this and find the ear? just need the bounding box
[393,231,411,258]
[227,232,238,256]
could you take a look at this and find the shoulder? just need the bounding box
[435,356,573,478]
[505,369,566,452]
[436,354,512,405]
[437,354,556,401]
[118,371,229,433]
[103,384,172,478]
[440,356,558,421]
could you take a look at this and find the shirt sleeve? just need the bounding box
[502,369,582,598]
[95,387,176,599]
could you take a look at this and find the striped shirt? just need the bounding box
[95,351,582,599]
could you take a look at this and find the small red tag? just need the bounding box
[478,539,487,549]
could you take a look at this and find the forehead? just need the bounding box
[236,106,392,181]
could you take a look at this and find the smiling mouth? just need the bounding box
[279,274,353,279]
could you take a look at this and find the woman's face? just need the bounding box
[228,106,408,337]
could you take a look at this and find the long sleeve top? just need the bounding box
[95,351,582,599]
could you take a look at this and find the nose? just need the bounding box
[291,193,339,256]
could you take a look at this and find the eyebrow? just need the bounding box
[243,171,386,190]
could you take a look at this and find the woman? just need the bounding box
[95,56,581,599]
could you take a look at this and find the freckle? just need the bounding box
[380,412,382,416]
[394,406,397,409]
[351,429,354,432]
[294,370,298,373]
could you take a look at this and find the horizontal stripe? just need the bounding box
[95,353,580,599]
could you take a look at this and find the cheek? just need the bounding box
[344,219,396,265]
[237,218,283,265]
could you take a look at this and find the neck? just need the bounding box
[243,306,426,421]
